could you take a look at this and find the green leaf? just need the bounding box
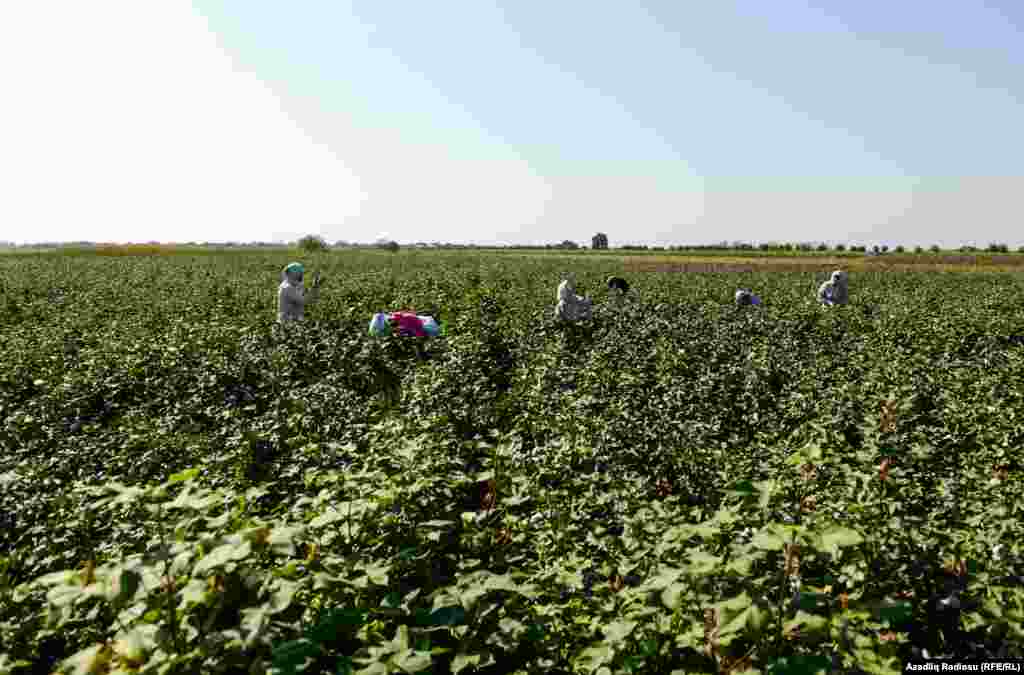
[716,594,756,638]
[169,488,220,512]
[725,555,754,576]
[784,611,829,637]
[179,579,209,608]
[795,592,826,612]
[767,654,831,675]
[35,570,76,587]
[602,619,637,643]
[726,480,756,496]
[112,569,141,604]
[204,510,232,529]
[310,608,367,643]
[112,625,157,666]
[363,562,389,586]
[818,526,864,552]
[392,625,412,651]
[644,567,683,591]
[752,528,787,551]
[392,649,432,673]
[459,586,488,612]
[676,523,711,541]
[335,655,356,675]
[0,654,33,673]
[168,468,200,484]
[499,617,525,637]
[58,643,107,675]
[310,509,346,529]
[686,550,722,574]
[746,602,769,636]
[313,571,343,591]
[241,605,271,645]
[272,638,320,674]
[661,583,687,611]
[878,601,913,625]
[267,525,306,557]
[451,652,482,674]
[756,479,777,509]
[192,540,252,576]
[47,583,83,608]
[574,642,615,672]
[426,606,466,627]
[269,579,300,614]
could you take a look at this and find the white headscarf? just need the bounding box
[826,270,849,304]
[557,274,576,303]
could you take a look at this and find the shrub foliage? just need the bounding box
[1,250,1023,673]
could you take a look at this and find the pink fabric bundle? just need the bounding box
[390,312,428,337]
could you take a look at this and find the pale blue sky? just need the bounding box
[2,1,1022,246]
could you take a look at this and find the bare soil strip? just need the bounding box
[624,255,1024,274]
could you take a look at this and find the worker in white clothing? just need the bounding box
[554,273,592,322]
[817,270,849,306]
[277,262,323,322]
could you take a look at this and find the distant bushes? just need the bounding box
[297,235,329,253]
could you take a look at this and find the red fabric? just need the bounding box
[391,312,426,337]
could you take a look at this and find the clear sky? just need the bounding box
[2,1,1022,247]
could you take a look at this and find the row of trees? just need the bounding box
[6,238,1021,254]
[596,237,1023,254]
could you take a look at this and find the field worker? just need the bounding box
[555,273,592,322]
[817,270,849,306]
[368,311,443,337]
[607,276,630,294]
[605,275,632,310]
[735,289,762,307]
[277,262,322,323]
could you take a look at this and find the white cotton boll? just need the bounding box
[939,594,961,610]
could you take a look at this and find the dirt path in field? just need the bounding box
[618,255,1024,272]
[489,250,1024,273]
[623,256,1024,274]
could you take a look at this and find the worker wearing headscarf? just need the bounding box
[555,273,592,322]
[735,289,762,307]
[817,270,849,306]
[605,275,632,310]
[556,273,576,304]
[277,262,321,322]
[368,312,443,337]
[607,276,630,294]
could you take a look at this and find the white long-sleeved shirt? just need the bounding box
[555,279,591,321]
[817,277,848,306]
[277,280,319,322]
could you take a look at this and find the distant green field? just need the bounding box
[2,249,1023,672]
[7,242,1024,270]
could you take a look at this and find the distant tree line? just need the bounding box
[6,238,1023,254]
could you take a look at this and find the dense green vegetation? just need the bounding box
[1,250,1023,674]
